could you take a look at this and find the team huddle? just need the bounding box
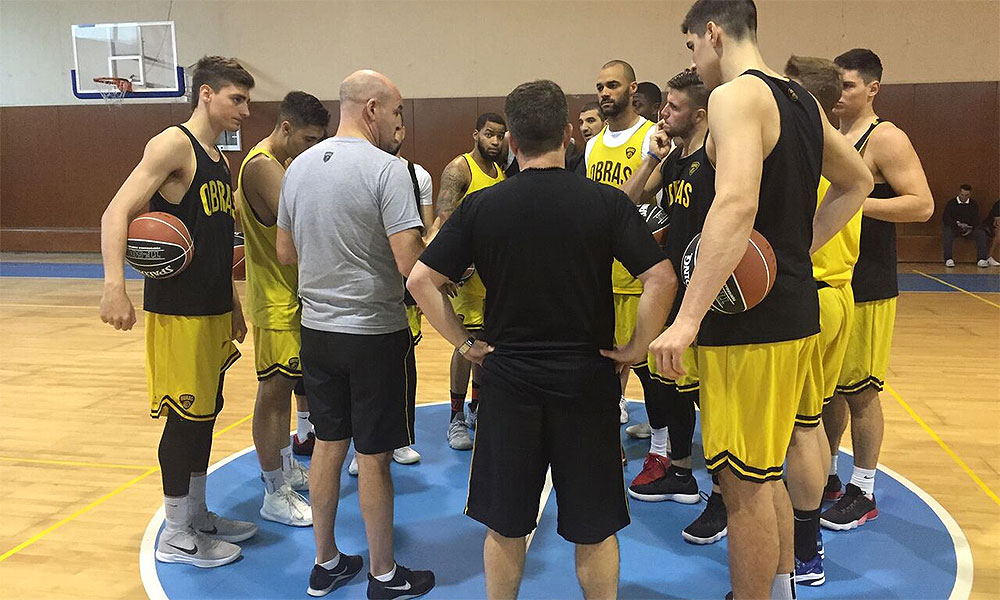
[99,1,933,599]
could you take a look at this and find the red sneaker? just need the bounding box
[629,453,671,488]
[293,432,315,456]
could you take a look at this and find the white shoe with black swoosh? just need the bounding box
[367,563,435,599]
[155,527,241,568]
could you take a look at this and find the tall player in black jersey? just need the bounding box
[651,2,873,598]
[99,56,258,568]
[821,49,933,531]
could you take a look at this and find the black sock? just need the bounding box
[450,392,465,421]
[793,507,821,562]
[470,382,480,413]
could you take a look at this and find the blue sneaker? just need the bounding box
[794,553,825,587]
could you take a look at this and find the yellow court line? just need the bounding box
[0,456,156,471]
[887,384,1000,508]
[213,412,253,438]
[911,269,1000,309]
[0,467,159,562]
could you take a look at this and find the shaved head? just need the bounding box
[335,69,403,153]
[601,59,636,84]
[339,69,400,106]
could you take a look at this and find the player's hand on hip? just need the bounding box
[600,343,645,375]
[231,308,247,343]
[100,288,136,331]
[463,340,494,366]
[441,281,460,298]
[650,321,698,380]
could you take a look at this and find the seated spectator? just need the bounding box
[983,199,1000,267]
[942,184,989,267]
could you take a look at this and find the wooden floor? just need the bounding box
[0,264,997,599]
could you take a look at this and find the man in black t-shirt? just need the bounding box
[408,80,675,600]
[942,184,989,267]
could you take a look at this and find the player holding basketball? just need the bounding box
[237,91,329,527]
[99,56,258,568]
[650,2,872,597]
[821,49,933,530]
[429,113,507,451]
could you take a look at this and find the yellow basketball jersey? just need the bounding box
[812,177,861,286]
[587,120,654,294]
[461,153,504,201]
[236,146,300,330]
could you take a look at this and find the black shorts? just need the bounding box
[465,356,630,544]
[300,326,413,454]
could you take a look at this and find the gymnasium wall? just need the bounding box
[1,1,999,260]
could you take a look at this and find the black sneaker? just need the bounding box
[821,483,877,530]
[307,554,364,597]
[367,564,435,600]
[628,463,700,503]
[682,491,728,544]
[823,473,843,501]
[294,432,316,456]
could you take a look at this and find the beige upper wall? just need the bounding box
[2,0,998,106]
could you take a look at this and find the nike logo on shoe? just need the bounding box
[167,542,199,555]
[385,581,412,591]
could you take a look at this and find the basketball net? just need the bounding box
[93,77,132,108]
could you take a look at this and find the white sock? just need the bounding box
[649,427,669,457]
[318,553,342,570]
[297,411,312,440]
[771,572,795,599]
[189,473,208,517]
[280,445,293,474]
[829,455,838,476]
[262,468,284,495]
[850,467,876,497]
[164,495,190,532]
[373,564,397,582]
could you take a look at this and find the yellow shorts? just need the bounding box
[253,326,302,380]
[836,297,896,395]
[613,293,647,369]
[406,305,422,346]
[796,284,854,425]
[146,312,240,421]
[450,271,485,330]
[699,335,822,482]
[648,345,700,392]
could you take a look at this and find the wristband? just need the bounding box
[457,335,476,356]
[647,151,663,162]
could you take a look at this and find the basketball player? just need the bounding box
[431,113,507,450]
[633,81,663,123]
[821,49,933,530]
[408,78,675,600]
[650,2,873,597]
[277,70,434,598]
[586,59,662,426]
[99,56,259,567]
[237,91,329,527]
[781,55,855,586]
[566,102,605,174]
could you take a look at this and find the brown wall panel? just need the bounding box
[2,82,998,263]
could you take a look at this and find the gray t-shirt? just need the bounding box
[278,137,423,334]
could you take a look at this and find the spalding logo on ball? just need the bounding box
[125,212,194,279]
[637,203,670,244]
[681,229,777,314]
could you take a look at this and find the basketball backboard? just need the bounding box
[71,21,184,99]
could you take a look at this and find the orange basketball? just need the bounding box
[126,211,194,279]
[681,229,777,314]
[232,232,246,281]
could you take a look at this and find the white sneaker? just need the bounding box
[156,527,241,568]
[620,397,630,424]
[284,457,309,491]
[945,259,956,267]
[347,454,358,476]
[448,413,473,450]
[977,259,989,268]
[260,484,312,527]
[988,257,1000,267]
[191,510,258,543]
[393,446,421,464]
[625,421,652,439]
[465,406,478,430]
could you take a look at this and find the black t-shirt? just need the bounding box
[984,200,1000,231]
[419,167,665,395]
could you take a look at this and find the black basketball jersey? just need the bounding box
[144,125,235,316]
[660,140,715,323]
[850,119,899,302]
[698,70,823,347]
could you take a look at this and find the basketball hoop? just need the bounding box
[93,77,133,107]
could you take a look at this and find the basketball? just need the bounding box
[125,211,194,279]
[681,229,777,314]
[637,203,670,244]
[232,232,246,281]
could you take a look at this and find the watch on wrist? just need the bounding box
[457,335,477,355]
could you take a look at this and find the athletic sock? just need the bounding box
[189,472,208,517]
[772,572,796,599]
[279,444,293,473]
[296,411,312,440]
[470,382,480,413]
[163,495,190,532]
[373,564,397,582]
[793,508,821,562]
[318,553,342,570]
[450,392,465,421]
[850,466,876,497]
[649,426,669,457]
[262,468,284,495]
[829,455,838,476]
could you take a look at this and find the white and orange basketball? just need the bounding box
[125,211,194,279]
[637,203,670,245]
[681,229,777,314]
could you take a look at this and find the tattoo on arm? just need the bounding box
[435,160,470,222]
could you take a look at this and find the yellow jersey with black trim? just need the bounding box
[812,176,861,287]
[461,153,504,201]
[236,145,300,330]
[586,119,655,294]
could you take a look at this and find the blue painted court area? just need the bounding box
[0,261,143,279]
[146,403,965,600]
